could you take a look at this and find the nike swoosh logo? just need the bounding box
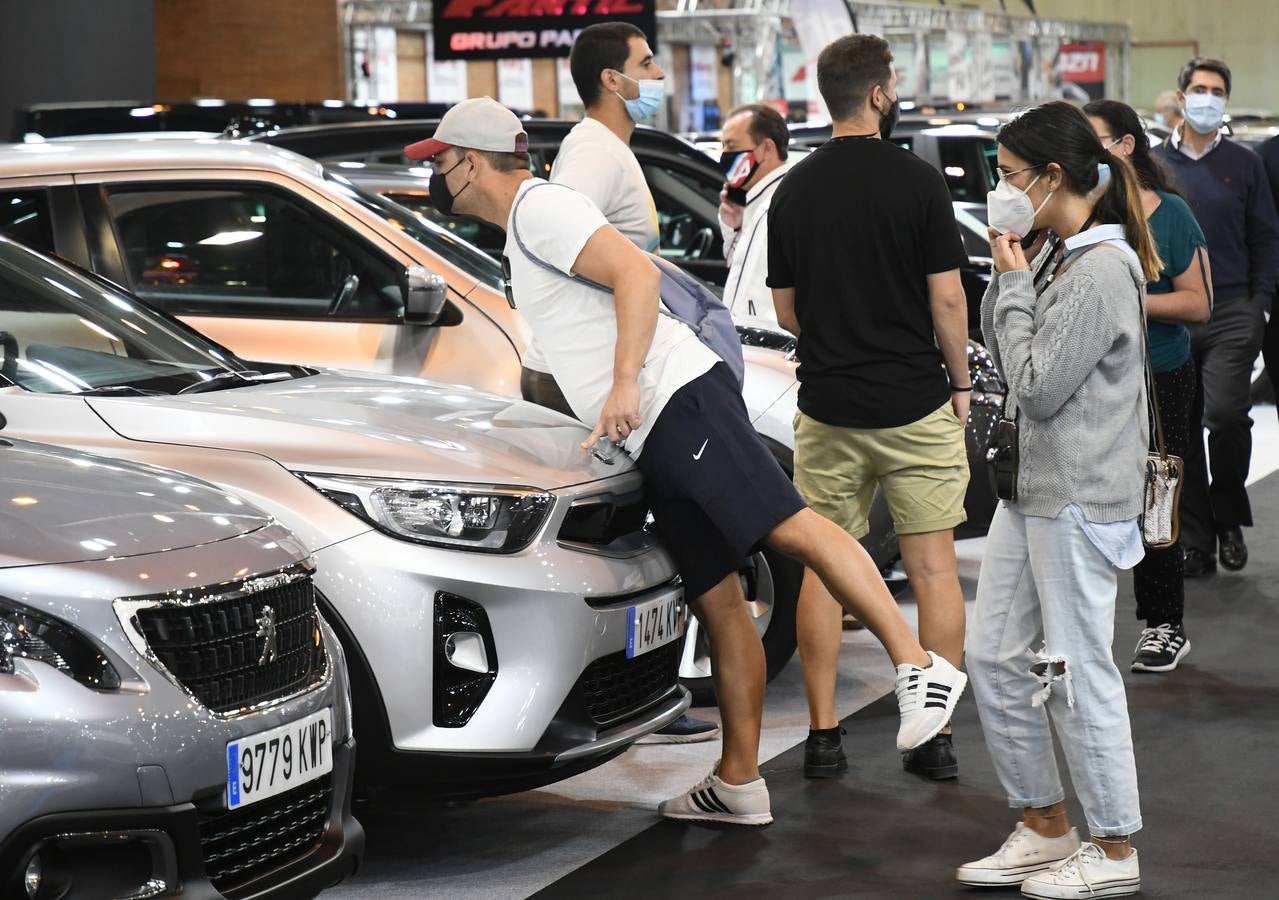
[693,439,708,461]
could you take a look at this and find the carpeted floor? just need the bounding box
[535,478,1279,900]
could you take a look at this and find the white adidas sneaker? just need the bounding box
[658,769,772,826]
[956,823,1082,887]
[894,651,968,751]
[1021,843,1141,899]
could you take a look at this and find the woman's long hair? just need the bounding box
[1083,98,1181,196]
[998,101,1163,283]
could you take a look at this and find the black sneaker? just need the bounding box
[902,732,959,780]
[1183,548,1217,578]
[637,714,720,744]
[804,727,848,778]
[1131,623,1191,673]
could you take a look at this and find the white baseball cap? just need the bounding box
[404,97,529,161]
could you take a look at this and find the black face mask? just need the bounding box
[878,93,901,141]
[429,158,470,217]
[719,148,760,206]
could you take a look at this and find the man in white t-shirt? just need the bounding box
[405,97,967,827]
[519,23,663,418]
[716,104,793,322]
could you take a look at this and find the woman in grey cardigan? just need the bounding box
[955,102,1164,899]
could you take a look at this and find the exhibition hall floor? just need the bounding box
[330,413,1279,900]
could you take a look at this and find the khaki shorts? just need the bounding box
[794,403,970,539]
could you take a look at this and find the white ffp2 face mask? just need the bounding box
[987,172,1053,237]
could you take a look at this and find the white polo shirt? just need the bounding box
[505,179,716,456]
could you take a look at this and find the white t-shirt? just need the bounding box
[506,179,717,456]
[719,162,791,321]
[521,118,662,375]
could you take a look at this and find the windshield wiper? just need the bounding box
[175,369,299,395]
[78,385,167,397]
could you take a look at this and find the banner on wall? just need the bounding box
[689,44,718,103]
[1058,42,1106,101]
[497,58,535,111]
[353,27,399,104]
[426,34,468,104]
[432,0,657,61]
[557,58,582,112]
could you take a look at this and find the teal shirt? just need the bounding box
[1146,190,1207,373]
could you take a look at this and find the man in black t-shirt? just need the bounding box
[768,34,972,782]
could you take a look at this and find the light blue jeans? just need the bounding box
[967,504,1143,837]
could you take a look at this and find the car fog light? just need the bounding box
[23,854,40,898]
[444,631,489,674]
[433,592,497,727]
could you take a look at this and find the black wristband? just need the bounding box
[950,384,973,392]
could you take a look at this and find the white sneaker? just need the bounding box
[956,823,1082,886]
[894,651,968,751]
[1021,843,1141,899]
[658,769,772,826]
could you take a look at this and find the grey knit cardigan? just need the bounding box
[980,243,1149,523]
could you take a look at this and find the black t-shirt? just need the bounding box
[767,137,967,428]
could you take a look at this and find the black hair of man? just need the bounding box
[727,103,790,162]
[816,34,894,123]
[1178,56,1232,97]
[570,22,646,108]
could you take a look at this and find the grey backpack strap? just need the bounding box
[511,183,610,292]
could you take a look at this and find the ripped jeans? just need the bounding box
[967,504,1142,837]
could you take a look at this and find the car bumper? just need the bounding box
[0,739,362,900]
[312,509,688,790]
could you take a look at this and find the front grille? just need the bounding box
[134,574,327,715]
[579,641,681,729]
[558,494,650,546]
[199,775,331,893]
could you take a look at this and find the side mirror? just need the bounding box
[402,266,448,324]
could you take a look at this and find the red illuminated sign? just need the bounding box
[433,1,657,61]
[1059,42,1106,84]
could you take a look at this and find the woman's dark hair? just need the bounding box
[1083,99,1179,196]
[570,22,646,108]
[997,101,1162,282]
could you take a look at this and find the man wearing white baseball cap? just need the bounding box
[405,97,968,827]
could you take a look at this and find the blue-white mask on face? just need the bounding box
[612,71,664,122]
[1183,93,1227,135]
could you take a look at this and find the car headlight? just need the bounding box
[0,597,121,690]
[300,474,553,553]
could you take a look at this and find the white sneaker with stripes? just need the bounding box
[894,651,968,751]
[658,769,772,826]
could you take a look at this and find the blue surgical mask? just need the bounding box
[612,71,664,122]
[1183,93,1227,135]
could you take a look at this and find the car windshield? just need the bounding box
[322,170,505,292]
[0,240,303,395]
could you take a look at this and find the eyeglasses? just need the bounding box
[996,164,1044,181]
[501,255,516,309]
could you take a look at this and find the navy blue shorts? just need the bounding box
[635,363,807,601]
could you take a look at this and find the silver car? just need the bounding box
[0,237,689,797]
[0,438,361,899]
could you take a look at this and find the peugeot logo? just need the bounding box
[255,605,278,666]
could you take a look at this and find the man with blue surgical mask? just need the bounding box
[1156,57,1279,577]
[521,22,719,746]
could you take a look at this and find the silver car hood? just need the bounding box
[87,372,630,489]
[0,439,270,568]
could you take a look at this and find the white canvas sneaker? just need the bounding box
[956,823,1082,886]
[658,769,772,826]
[894,651,968,751]
[1021,843,1141,899]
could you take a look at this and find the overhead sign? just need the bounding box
[433,0,658,61]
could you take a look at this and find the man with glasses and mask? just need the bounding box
[768,34,972,783]
[1155,57,1279,577]
[717,104,793,321]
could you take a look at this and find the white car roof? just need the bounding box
[0,136,325,181]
